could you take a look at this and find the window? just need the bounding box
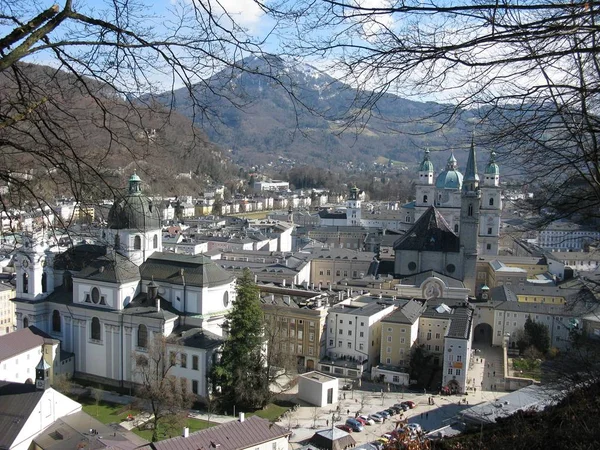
[192,355,199,370]
[457,355,462,362]
[447,368,453,375]
[349,320,352,325]
[134,235,142,250]
[359,343,364,350]
[41,272,47,293]
[423,195,428,203]
[489,197,494,206]
[22,273,28,294]
[435,333,441,339]
[153,234,158,249]
[339,319,344,324]
[426,332,432,340]
[326,270,331,276]
[52,310,61,333]
[468,203,473,216]
[400,338,405,344]
[298,330,303,339]
[386,346,391,353]
[426,344,431,350]
[329,339,334,346]
[339,329,343,335]
[23,317,29,328]
[487,227,493,235]
[319,270,324,276]
[181,353,187,368]
[387,336,392,342]
[298,344,303,353]
[435,345,440,352]
[393,375,400,382]
[347,342,352,349]
[497,331,501,336]
[338,340,342,347]
[454,224,459,233]
[408,261,417,271]
[348,330,352,336]
[309,347,314,355]
[138,324,148,348]
[456,369,461,376]
[360,322,364,327]
[91,287,100,304]
[192,380,199,394]
[386,358,391,364]
[336,270,340,276]
[91,317,101,341]
[309,332,314,342]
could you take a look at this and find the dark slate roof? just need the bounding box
[0,326,56,361]
[108,189,161,230]
[0,381,44,450]
[140,252,234,288]
[171,326,224,350]
[420,299,474,340]
[122,293,178,321]
[53,244,106,271]
[310,428,356,450]
[151,416,290,450]
[75,251,139,284]
[393,207,460,252]
[318,210,347,220]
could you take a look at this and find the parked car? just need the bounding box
[346,418,364,432]
[403,400,416,409]
[376,437,389,445]
[342,383,352,390]
[381,433,395,442]
[336,424,353,433]
[407,423,422,434]
[399,403,410,411]
[359,415,375,425]
[378,410,391,419]
[389,406,403,414]
[355,417,368,426]
[369,413,384,423]
[385,408,397,416]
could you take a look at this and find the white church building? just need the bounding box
[12,174,235,397]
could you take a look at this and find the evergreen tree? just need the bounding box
[212,269,267,410]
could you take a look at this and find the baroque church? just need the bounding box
[394,142,499,295]
[12,174,235,397]
[402,144,502,256]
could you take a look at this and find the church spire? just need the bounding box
[463,136,479,192]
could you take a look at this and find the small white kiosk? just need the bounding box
[297,371,338,407]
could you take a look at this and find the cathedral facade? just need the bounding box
[403,146,502,256]
[12,174,234,397]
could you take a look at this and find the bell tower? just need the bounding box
[346,185,362,226]
[479,151,502,255]
[459,138,481,295]
[35,356,51,390]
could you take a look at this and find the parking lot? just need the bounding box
[278,381,477,448]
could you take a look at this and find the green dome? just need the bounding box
[107,173,161,230]
[435,169,463,189]
[419,149,434,172]
[485,151,500,175]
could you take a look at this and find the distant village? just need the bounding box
[2,145,600,449]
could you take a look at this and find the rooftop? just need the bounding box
[0,326,56,362]
[0,381,45,449]
[393,207,460,253]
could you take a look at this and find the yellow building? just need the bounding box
[379,299,424,368]
[309,248,375,287]
[260,287,330,371]
[476,255,549,291]
[0,282,15,335]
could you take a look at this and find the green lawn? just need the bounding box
[512,358,542,381]
[247,403,291,422]
[79,397,138,424]
[78,397,214,442]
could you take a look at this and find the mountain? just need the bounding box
[0,63,234,199]
[155,55,477,170]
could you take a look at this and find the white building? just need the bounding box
[12,174,235,397]
[254,180,290,192]
[537,221,600,251]
[320,295,396,378]
[297,371,338,407]
[0,377,81,450]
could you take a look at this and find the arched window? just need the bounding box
[52,310,61,333]
[22,273,29,294]
[138,324,148,348]
[489,197,494,206]
[23,317,29,328]
[423,195,428,203]
[153,234,158,249]
[41,272,47,293]
[134,235,142,250]
[91,317,101,341]
[468,203,473,217]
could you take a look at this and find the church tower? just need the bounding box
[479,151,502,255]
[414,149,436,224]
[459,138,481,295]
[346,185,362,226]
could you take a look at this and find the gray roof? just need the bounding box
[382,299,425,325]
[0,326,56,362]
[151,416,290,450]
[310,428,356,450]
[330,297,394,317]
[420,299,474,339]
[171,326,224,350]
[75,251,140,284]
[318,210,347,220]
[140,252,234,288]
[393,207,460,252]
[122,293,178,321]
[0,381,44,450]
[309,248,375,261]
[107,178,161,230]
[53,244,107,271]
[401,270,465,288]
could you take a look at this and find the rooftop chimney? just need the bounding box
[239,412,245,422]
[183,427,189,438]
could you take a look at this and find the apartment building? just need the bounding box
[308,248,376,287]
[0,282,15,335]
